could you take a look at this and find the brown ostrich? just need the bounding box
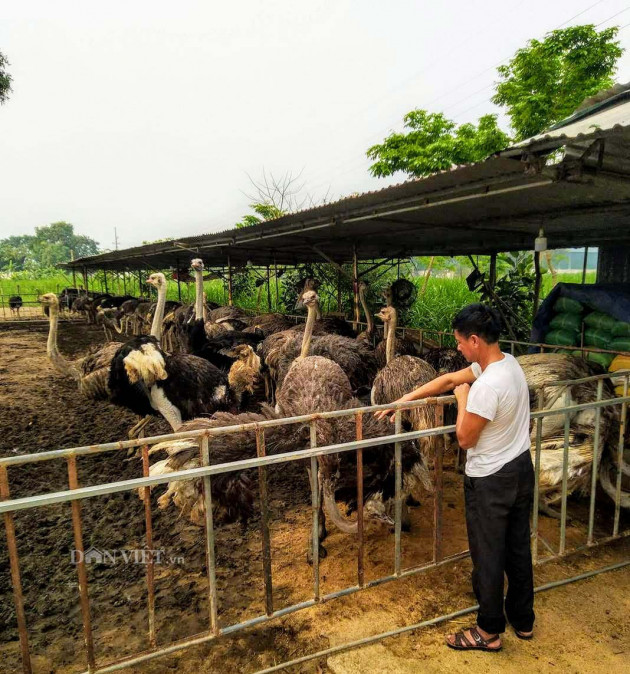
[226,343,265,410]
[371,305,437,445]
[356,280,375,345]
[273,291,377,395]
[373,306,417,369]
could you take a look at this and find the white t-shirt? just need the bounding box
[464,353,531,477]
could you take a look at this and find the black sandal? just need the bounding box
[446,626,502,652]
[514,629,533,640]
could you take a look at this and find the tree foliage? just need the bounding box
[0,50,12,105]
[367,111,510,178]
[492,25,623,140]
[0,222,99,271]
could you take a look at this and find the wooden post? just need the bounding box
[176,257,182,301]
[274,259,279,311]
[227,255,233,306]
[581,246,589,284]
[337,269,342,314]
[352,246,359,331]
[70,249,77,289]
[103,270,108,294]
[420,256,435,296]
[83,267,89,293]
[122,271,127,295]
[266,265,272,312]
[533,251,542,317]
[489,252,497,289]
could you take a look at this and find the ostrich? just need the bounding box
[95,306,123,341]
[147,354,428,559]
[40,292,122,400]
[356,281,375,345]
[272,291,377,395]
[244,313,294,338]
[517,353,620,516]
[373,306,417,369]
[108,271,234,432]
[9,295,23,317]
[371,305,437,447]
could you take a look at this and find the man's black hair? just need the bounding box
[452,303,502,344]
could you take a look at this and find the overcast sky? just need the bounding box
[1,0,629,251]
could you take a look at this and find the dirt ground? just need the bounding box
[0,322,628,674]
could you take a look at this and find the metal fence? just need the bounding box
[1,372,629,673]
[0,293,83,323]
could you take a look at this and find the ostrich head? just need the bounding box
[301,290,319,310]
[146,272,166,289]
[226,344,256,360]
[191,258,204,272]
[39,292,59,309]
[375,306,395,324]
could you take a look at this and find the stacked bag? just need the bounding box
[545,297,583,348]
[543,298,630,371]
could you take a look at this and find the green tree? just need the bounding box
[0,222,99,271]
[492,25,623,140]
[367,111,510,178]
[0,50,12,104]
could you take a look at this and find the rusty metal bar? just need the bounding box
[355,411,365,587]
[67,456,97,672]
[394,410,402,576]
[433,402,444,564]
[587,380,604,546]
[0,466,32,674]
[200,435,220,634]
[309,420,320,601]
[532,389,543,563]
[559,389,571,555]
[140,443,157,647]
[256,428,273,615]
[614,375,628,536]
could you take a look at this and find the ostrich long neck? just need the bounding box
[150,280,167,340]
[300,301,319,358]
[194,267,204,320]
[385,308,397,364]
[46,302,81,382]
[359,286,373,336]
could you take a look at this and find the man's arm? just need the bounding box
[374,366,477,421]
[453,383,489,450]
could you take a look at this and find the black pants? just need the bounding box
[464,450,535,635]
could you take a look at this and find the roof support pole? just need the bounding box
[274,259,279,311]
[83,266,88,294]
[489,252,497,289]
[176,257,182,302]
[581,246,589,284]
[352,245,359,332]
[70,250,77,290]
[123,271,127,296]
[227,255,233,306]
[138,270,142,298]
[533,251,542,317]
[266,265,272,312]
[337,270,342,314]
[104,270,108,294]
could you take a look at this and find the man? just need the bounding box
[375,303,534,651]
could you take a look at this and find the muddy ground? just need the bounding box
[0,322,628,673]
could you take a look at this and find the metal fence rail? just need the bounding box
[1,373,629,674]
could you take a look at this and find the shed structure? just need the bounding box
[64,85,630,285]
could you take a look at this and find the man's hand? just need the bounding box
[453,383,470,404]
[374,394,410,422]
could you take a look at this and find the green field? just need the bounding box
[0,270,597,332]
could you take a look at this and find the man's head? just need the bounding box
[451,303,502,363]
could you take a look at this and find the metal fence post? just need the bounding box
[256,428,274,616]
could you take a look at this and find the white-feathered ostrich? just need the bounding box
[108,271,233,432]
[371,305,437,452]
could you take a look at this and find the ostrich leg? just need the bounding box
[306,467,328,563]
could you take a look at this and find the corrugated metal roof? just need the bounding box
[64,87,630,272]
